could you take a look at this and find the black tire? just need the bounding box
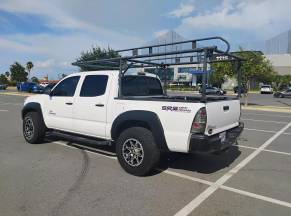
[23,112,46,144]
[116,127,160,176]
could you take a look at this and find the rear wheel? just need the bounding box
[116,127,160,176]
[23,112,46,144]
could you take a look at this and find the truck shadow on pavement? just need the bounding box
[159,146,241,174]
[45,133,241,176]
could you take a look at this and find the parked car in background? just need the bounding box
[260,85,273,94]
[273,88,291,98]
[0,83,8,90]
[30,84,44,93]
[199,86,226,95]
[233,86,247,94]
[17,82,36,92]
[40,82,49,87]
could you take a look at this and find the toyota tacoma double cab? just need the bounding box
[22,71,243,176]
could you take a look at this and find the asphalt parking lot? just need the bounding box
[0,94,291,216]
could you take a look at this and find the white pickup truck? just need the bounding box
[22,71,243,176]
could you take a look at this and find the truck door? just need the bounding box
[72,74,109,138]
[45,76,80,131]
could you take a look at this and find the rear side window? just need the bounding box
[52,76,80,97]
[121,76,163,96]
[80,75,108,97]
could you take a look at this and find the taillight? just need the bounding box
[191,107,207,134]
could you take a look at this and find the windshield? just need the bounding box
[121,76,163,96]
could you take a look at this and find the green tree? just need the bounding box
[76,46,120,71]
[236,50,276,105]
[210,62,234,87]
[26,61,34,79]
[10,62,28,82]
[210,50,276,106]
[273,74,291,91]
[31,76,39,83]
[0,74,8,84]
[5,71,10,78]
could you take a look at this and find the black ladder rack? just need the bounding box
[72,36,244,101]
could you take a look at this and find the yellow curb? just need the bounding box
[242,106,291,113]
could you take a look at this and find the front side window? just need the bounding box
[80,75,108,97]
[51,76,80,97]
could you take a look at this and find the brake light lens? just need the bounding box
[191,107,207,134]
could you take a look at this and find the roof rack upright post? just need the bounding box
[160,63,168,95]
[236,60,242,98]
[201,49,208,102]
[118,59,126,98]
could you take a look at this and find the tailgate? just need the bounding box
[205,99,240,135]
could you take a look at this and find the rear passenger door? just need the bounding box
[72,74,109,138]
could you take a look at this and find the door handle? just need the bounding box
[95,103,104,107]
[65,102,73,105]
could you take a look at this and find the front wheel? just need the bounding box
[116,127,160,176]
[23,112,46,143]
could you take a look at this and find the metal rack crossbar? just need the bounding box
[72,36,245,101]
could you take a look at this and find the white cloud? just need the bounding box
[169,3,195,18]
[0,0,144,45]
[34,59,56,69]
[153,29,169,38]
[176,0,291,40]
[0,38,33,52]
[0,0,145,78]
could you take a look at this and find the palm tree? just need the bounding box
[26,61,34,80]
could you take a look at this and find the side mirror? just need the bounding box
[43,88,52,95]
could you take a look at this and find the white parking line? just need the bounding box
[162,170,213,186]
[0,109,8,112]
[243,112,291,118]
[244,127,276,133]
[0,102,22,106]
[238,144,291,156]
[164,168,291,209]
[52,141,117,160]
[220,185,291,208]
[241,118,288,124]
[174,122,291,216]
[243,128,291,135]
[51,138,291,211]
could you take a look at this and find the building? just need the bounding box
[265,29,291,54]
[265,29,291,75]
[142,31,211,86]
[265,54,291,75]
[144,64,211,86]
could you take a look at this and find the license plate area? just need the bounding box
[219,131,226,142]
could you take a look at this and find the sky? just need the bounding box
[1,0,291,79]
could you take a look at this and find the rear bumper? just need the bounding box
[189,122,244,153]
